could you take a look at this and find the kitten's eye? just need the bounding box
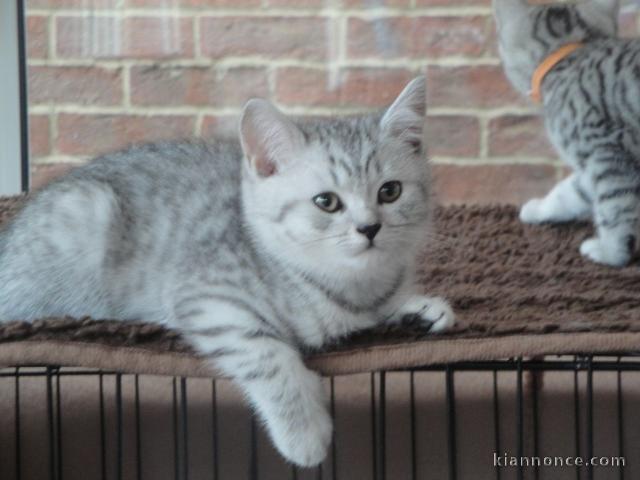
[378,181,402,204]
[313,192,342,213]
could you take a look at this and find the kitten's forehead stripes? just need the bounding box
[300,116,384,184]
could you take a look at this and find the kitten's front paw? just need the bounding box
[580,237,630,267]
[271,401,332,467]
[401,296,455,333]
[519,198,546,224]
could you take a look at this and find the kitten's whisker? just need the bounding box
[298,233,350,245]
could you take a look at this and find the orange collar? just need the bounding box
[530,42,584,103]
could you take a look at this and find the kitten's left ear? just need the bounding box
[380,76,427,154]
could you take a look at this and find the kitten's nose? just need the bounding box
[356,223,381,241]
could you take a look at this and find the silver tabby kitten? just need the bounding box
[494,0,640,266]
[0,77,454,466]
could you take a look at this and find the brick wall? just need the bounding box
[25,0,640,204]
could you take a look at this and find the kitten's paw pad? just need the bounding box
[519,198,545,224]
[580,237,630,267]
[402,296,455,333]
[271,403,332,467]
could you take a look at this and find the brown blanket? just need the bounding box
[1,195,639,377]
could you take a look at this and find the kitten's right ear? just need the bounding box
[239,99,305,177]
[380,76,427,154]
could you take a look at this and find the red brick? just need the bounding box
[416,0,489,5]
[488,115,556,158]
[31,163,77,190]
[28,66,123,106]
[343,0,410,6]
[432,164,558,205]
[275,67,414,108]
[27,0,119,7]
[426,116,480,157]
[426,66,527,109]
[26,16,48,59]
[130,66,269,107]
[486,17,499,58]
[201,115,239,139]
[29,115,51,158]
[348,16,491,59]
[127,0,260,5]
[265,0,325,5]
[57,114,197,156]
[200,17,326,60]
[56,17,194,59]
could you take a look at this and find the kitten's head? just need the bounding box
[239,77,430,281]
[494,0,620,95]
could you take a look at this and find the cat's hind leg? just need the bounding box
[580,153,640,266]
[0,182,118,320]
[175,297,331,467]
[520,173,592,224]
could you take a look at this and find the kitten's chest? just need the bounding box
[272,279,378,347]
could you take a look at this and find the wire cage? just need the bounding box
[0,355,635,480]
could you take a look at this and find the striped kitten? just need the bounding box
[0,77,454,466]
[494,0,640,266]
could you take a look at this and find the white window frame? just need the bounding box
[0,0,29,195]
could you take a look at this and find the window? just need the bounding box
[0,0,28,195]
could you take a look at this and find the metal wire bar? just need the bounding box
[135,375,142,480]
[180,378,189,480]
[617,358,624,480]
[330,376,337,480]
[531,369,540,480]
[516,359,523,480]
[99,373,107,480]
[14,367,21,480]
[211,380,219,480]
[446,366,457,480]
[370,373,377,480]
[377,372,386,480]
[586,356,594,480]
[56,372,63,480]
[172,378,179,480]
[493,370,501,480]
[5,357,640,378]
[573,360,581,480]
[116,373,123,480]
[410,371,417,480]
[250,416,258,480]
[46,367,55,480]
[403,359,640,372]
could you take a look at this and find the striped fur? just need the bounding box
[494,0,640,266]
[0,77,454,466]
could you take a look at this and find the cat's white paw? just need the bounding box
[519,198,546,224]
[401,296,455,333]
[579,237,629,267]
[270,400,332,467]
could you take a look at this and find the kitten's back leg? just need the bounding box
[0,181,119,320]
[580,149,640,266]
[519,173,592,224]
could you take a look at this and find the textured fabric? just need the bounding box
[1,195,639,376]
